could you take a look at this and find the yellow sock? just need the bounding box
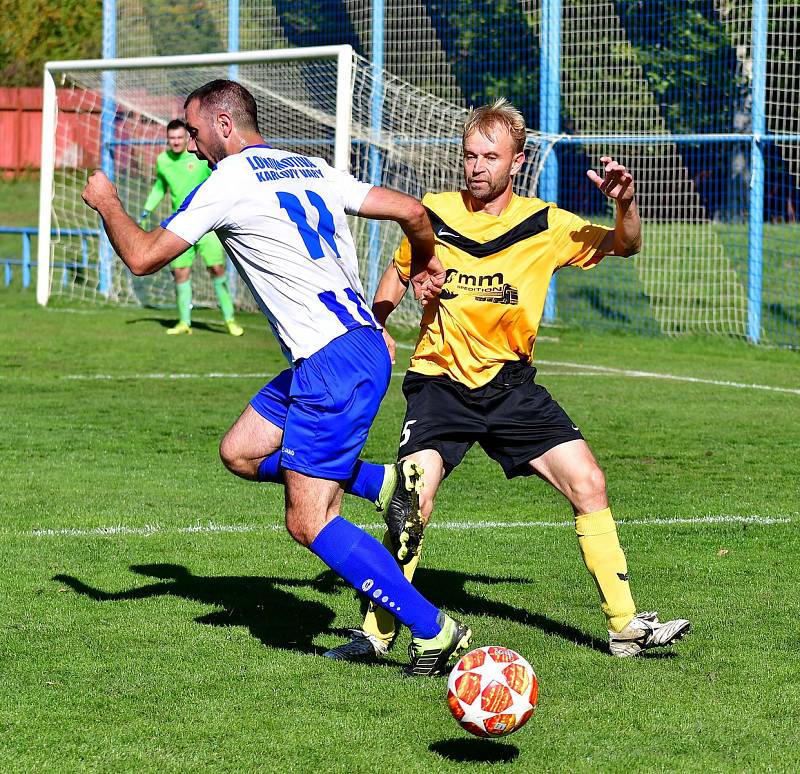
[575,508,636,633]
[362,530,421,646]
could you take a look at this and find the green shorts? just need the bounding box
[170,232,225,270]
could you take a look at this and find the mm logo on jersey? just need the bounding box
[443,268,519,305]
[445,268,505,288]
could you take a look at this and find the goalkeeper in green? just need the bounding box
[140,119,243,336]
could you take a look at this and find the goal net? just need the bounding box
[80,1,799,346]
[37,46,553,326]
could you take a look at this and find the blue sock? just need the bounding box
[309,516,440,639]
[257,452,282,483]
[345,460,385,503]
[259,455,384,505]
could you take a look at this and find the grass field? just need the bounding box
[2,286,799,772]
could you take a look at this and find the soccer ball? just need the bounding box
[447,646,538,738]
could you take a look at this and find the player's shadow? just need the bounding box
[430,738,519,764]
[53,563,337,654]
[126,318,226,334]
[316,567,609,653]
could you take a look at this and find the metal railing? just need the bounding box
[1,227,98,288]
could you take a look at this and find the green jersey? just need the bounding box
[143,149,213,214]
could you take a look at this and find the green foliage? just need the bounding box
[613,0,747,134]
[0,0,102,86]
[424,0,539,116]
[140,0,223,57]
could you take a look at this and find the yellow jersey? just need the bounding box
[394,190,612,389]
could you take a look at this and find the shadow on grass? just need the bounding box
[430,738,519,763]
[313,567,609,654]
[53,563,337,655]
[125,317,227,334]
[53,562,608,656]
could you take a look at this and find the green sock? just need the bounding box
[213,275,235,322]
[175,280,192,325]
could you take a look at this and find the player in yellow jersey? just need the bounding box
[140,119,244,336]
[324,99,691,660]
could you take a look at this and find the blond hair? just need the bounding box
[462,98,527,154]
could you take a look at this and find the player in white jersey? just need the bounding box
[82,79,471,676]
[161,140,377,360]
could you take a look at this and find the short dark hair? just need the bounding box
[184,80,259,133]
[166,118,187,132]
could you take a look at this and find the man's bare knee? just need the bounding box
[284,508,316,546]
[569,465,607,512]
[219,435,257,479]
[284,509,305,544]
[580,465,606,497]
[283,472,341,547]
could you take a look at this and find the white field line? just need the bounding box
[58,371,409,381]
[57,369,592,382]
[46,358,797,394]
[20,514,791,539]
[62,372,280,381]
[537,359,800,396]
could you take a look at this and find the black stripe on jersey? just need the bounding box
[425,205,550,258]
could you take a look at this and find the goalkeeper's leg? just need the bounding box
[168,259,193,335]
[200,234,243,336]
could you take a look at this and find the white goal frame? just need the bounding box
[36,45,354,306]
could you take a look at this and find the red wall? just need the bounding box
[0,88,45,175]
[1,87,192,179]
[0,87,103,176]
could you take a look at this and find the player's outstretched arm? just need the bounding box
[82,170,192,275]
[372,262,409,364]
[141,173,166,224]
[587,156,642,257]
[357,186,444,302]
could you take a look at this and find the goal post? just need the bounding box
[36,45,355,308]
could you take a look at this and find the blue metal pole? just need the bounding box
[366,0,384,302]
[228,0,240,81]
[540,0,561,323]
[99,0,116,296]
[748,0,767,343]
[22,232,31,288]
[82,236,89,271]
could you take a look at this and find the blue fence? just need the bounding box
[1,227,98,289]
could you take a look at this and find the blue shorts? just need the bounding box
[250,326,391,480]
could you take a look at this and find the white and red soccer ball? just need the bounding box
[447,646,538,738]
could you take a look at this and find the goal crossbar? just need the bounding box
[37,45,354,306]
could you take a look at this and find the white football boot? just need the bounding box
[609,611,691,657]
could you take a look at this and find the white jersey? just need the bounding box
[162,144,377,362]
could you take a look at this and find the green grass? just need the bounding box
[0,177,40,269]
[2,287,799,772]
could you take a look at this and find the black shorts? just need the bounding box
[398,362,584,479]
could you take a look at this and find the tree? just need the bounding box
[0,0,102,86]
